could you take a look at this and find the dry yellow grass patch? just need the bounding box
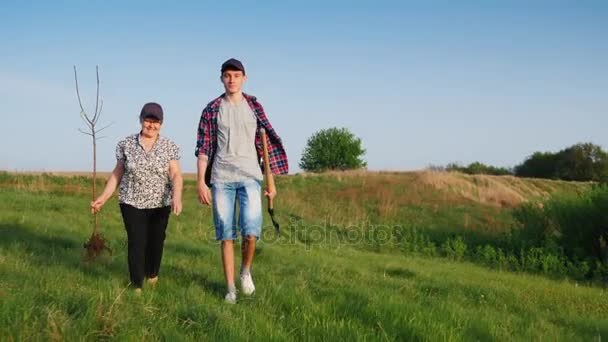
[416,171,555,207]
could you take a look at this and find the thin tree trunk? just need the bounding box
[93,131,98,235]
[75,65,112,259]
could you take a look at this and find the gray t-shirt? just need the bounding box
[211,98,263,184]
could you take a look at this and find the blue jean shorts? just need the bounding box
[211,179,263,241]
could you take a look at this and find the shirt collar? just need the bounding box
[137,132,160,152]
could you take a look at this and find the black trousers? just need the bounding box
[119,203,171,288]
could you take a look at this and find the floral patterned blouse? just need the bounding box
[116,133,180,209]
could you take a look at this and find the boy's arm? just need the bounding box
[195,108,212,205]
[197,154,211,205]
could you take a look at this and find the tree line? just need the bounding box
[440,143,608,182]
[299,127,607,182]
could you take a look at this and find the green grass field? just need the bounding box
[1,172,606,341]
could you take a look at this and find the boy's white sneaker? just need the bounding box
[240,272,255,295]
[224,291,237,304]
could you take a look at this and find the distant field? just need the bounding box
[1,171,605,341]
[3,170,192,179]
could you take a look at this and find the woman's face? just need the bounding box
[141,118,162,138]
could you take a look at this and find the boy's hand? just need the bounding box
[198,184,212,206]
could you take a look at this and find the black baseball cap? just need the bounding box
[140,102,163,122]
[221,58,245,74]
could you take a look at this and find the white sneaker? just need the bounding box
[224,291,237,304]
[240,272,255,295]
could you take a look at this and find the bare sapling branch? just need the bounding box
[74,65,112,260]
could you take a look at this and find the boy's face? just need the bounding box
[221,69,246,94]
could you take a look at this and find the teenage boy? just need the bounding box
[195,58,288,303]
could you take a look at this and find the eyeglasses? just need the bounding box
[143,118,162,125]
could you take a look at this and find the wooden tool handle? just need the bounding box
[261,129,276,208]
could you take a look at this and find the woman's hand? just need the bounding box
[90,161,124,215]
[172,197,182,216]
[169,159,184,213]
[90,198,105,214]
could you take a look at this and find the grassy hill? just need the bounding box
[1,171,605,341]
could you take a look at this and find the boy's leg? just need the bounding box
[212,183,238,298]
[145,206,171,282]
[119,203,149,289]
[241,235,256,273]
[221,240,235,291]
[238,180,263,294]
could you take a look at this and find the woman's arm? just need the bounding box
[90,161,125,214]
[169,159,183,215]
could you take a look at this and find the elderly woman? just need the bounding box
[91,102,183,293]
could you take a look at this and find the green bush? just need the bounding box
[514,152,559,179]
[299,127,366,172]
[512,185,608,278]
[515,142,608,181]
[556,143,608,181]
[475,245,497,266]
[395,226,438,257]
[441,236,467,260]
[445,162,512,176]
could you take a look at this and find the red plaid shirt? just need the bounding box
[195,93,289,175]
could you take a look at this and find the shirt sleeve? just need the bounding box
[115,140,126,162]
[195,108,209,157]
[252,98,289,175]
[169,141,181,160]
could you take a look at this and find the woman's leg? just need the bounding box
[119,203,148,289]
[145,206,171,279]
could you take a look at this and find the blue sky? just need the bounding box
[1,0,606,173]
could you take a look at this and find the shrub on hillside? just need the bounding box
[515,142,608,181]
[299,127,366,172]
[514,152,559,179]
[512,184,608,275]
[394,226,438,257]
[556,143,608,181]
[441,236,467,260]
[445,162,512,176]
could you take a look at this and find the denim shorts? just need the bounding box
[211,179,263,241]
